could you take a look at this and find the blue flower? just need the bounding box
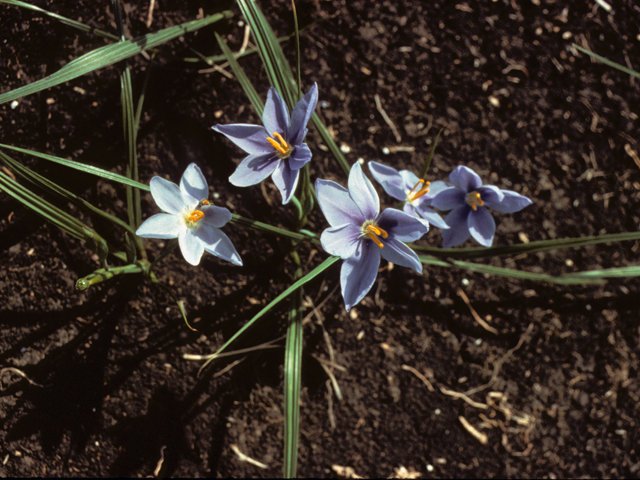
[316,163,428,311]
[431,165,532,248]
[136,163,242,267]
[368,161,450,229]
[212,84,319,204]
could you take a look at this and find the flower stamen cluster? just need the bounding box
[465,191,484,211]
[363,222,388,248]
[407,179,431,202]
[266,132,292,158]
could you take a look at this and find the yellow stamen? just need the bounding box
[407,179,431,202]
[367,232,384,248]
[466,192,484,211]
[266,131,290,156]
[366,224,388,238]
[201,199,210,205]
[187,210,205,223]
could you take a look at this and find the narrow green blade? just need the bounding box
[573,45,640,79]
[0,10,233,105]
[197,256,340,371]
[1,0,119,41]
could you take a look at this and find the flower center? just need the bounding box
[407,179,430,202]
[361,221,388,248]
[465,191,484,211]
[266,132,292,158]
[186,199,210,225]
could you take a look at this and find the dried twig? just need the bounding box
[231,444,268,469]
[457,288,499,335]
[374,94,402,143]
[401,364,435,392]
[458,416,488,444]
[145,0,156,28]
[440,386,488,409]
[153,445,166,478]
[0,367,43,388]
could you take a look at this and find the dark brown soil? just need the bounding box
[1,0,639,477]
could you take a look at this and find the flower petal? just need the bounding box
[229,153,279,187]
[195,224,243,266]
[150,176,185,215]
[413,204,450,229]
[484,190,533,213]
[178,229,205,266]
[136,213,184,239]
[368,161,406,201]
[288,143,312,170]
[348,162,379,220]
[180,163,208,205]
[315,178,364,227]
[380,238,422,273]
[378,208,429,243]
[441,205,471,248]
[340,240,381,312]
[200,205,232,228]
[320,223,361,259]
[449,165,482,191]
[289,83,318,145]
[271,160,299,204]
[468,207,496,246]
[262,87,290,139]
[431,187,465,211]
[476,185,504,204]
[420,180,451,204]
[399,169,421,193]
[212,124,272,155]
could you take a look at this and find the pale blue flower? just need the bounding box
[431,165,532,248]
[316,163,428,311]
[212,84,318,204]
[136,163,242,267]
[368,161,450,229]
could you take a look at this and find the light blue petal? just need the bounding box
[441,205,471,248]
[398,170,421,193]
[315,178,364,227]
[378,208,429,243]
[136,213,184,239]
[414,204,450,229]
[450,166,482,192]
[262,87,290,139]
[195,225,243,266]
[380,238,422,273]
[468,207,496,246]
[420,180,450,203]
[212,124,272,155]
[290,83,318,145]
[320,223,361,259]
[150,176,186,214]
[178,229,204,266]
[200,205,232,228]
[271,160,299,204]
[348,162,379,220]
[368,161,406,201]
[288,143,312,170]
[484,190,533,213]
[229,153,279,187]
[476,185,504,204]
[340,240,381,312]
[180,163,208,205]
[431,187,465,211]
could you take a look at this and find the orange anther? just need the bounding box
[187,210,205,223]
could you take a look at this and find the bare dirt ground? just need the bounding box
[1,0,639,477]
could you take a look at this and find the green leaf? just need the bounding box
[0,10,233,105]
[0,143,151,191]
[196,256,340,372]
[418,129,442,179]
[412,231,640,260]
[1,0,119,41]
[573,45,640,79]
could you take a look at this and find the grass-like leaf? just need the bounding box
[412,231,640,259]
[0,10,233,105]
[573,45,640,79]
[1,0,119,41]
[194,256,340,373]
